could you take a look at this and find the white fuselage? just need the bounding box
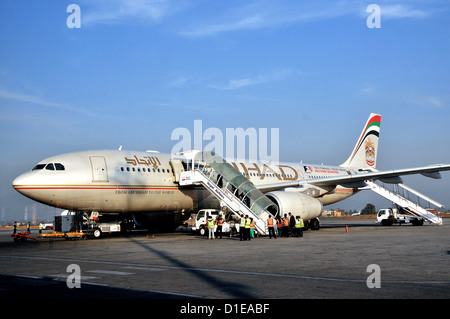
[12,150,356,214]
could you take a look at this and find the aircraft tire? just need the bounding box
[303,221,309,230]
[309,218,320,230]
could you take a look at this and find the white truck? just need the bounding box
[376,208,424,226]
[45,210,123,239]
[40,222,54,230]
[192,209,239,236]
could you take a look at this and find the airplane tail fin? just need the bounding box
[341,113,381,169]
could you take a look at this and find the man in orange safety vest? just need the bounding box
[267,216,277,239]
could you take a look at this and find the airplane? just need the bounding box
[12,113,450,233]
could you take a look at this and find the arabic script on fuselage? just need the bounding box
[125,155,161,169]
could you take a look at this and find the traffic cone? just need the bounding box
[345,225,349,234]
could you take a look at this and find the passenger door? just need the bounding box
[170,159,185,183]
[90,156,108,182]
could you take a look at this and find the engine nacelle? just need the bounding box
[265,191,323,220]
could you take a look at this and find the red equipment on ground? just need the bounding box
[11,231,40,242]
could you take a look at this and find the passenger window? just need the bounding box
[46,163,55,170]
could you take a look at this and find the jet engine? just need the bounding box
[265,191,323,222]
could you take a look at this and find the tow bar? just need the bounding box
[11,231,41,242]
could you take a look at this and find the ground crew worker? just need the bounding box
[39,222,43,236]
[216,216,223,239]
[13,221,17,234]
[294,216,301,237]
[298,216,304,237]
[267,216,277,239]
[27,222,31,234]
[206,215,215,240]
[282,214,289,238]
[294,216,304,237]
[239,214,246,241]
[249,218,255,238]
[276,217,283,237]
[288,212,295,236]
[244,215,251,241]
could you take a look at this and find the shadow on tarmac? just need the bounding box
[0,274,196,299]
[128,237,257,299]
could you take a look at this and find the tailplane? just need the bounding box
[341,113,381,169]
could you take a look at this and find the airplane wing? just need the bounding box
[257,164,450,192]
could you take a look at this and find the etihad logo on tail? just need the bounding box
[365,138,376,167]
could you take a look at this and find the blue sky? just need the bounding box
[1,0,449,221]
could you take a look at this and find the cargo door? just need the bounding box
[90,156,109,182]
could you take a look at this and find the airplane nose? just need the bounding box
[12,174,26,193]
[12,172,33,195]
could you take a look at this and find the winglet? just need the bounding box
[341,113,381,169]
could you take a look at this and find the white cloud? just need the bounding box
[0,89,97,117]
[76,1,440,32]
[210,69,296,90]
[426,96,444,108]
[180,1,439,37]
[381,4,430,19]
[81,0,187,25]
[408,95,446,108]
[179,2,364,37]
[180,15,265,37]
[168,77,189,87]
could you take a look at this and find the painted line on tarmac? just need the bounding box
[2,255,450,285]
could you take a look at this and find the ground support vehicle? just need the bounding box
[376,208,424,226]
[42,210,123,239]
[192,209,240,237]
[41,223,53,230]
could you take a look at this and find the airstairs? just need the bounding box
[177,151,278,235]
[366,181,443,225]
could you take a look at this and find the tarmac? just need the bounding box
[0,218,449,304]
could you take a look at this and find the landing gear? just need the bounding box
[308,218,320,230]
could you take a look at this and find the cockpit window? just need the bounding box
[54,163,65,171]
[44,163,65,171]
[32,163,65,171]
